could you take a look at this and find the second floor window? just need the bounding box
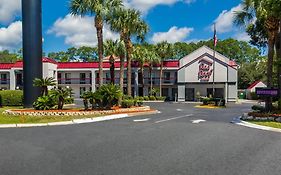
[80,73,86,84]
[65,73,71,84]
[1,74,7,84]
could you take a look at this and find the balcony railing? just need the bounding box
[143,77,177,85]
[0,79,10,85]
[58,78,92,85]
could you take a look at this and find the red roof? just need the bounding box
[247,81,263,90]
[42,57,57,64]
[0,63,14,69]
[58,60,179,69]
[0,58,179,70]
[229,60,237,67]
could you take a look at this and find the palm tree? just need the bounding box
[104,40,126,84]
[51,88,71,110]
[108,8,149,96]
[104,40,117,84]
[33,77,56,96]
[155,41,173,97]
[145,49,160,96]
[132,46,147,96]
[70,0,123,86]
[234,0,280,111]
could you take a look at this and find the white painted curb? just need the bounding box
[232,116,281,133]
[0,114,129,129]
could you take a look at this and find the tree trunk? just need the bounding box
[276,22,281,110]
[110,56,115,84]
[150,66,153,96]
[44,86,48,96]
[125,37,133,96]
[159,61,163,97]
[266,32,276,112]
[95,16,104,86]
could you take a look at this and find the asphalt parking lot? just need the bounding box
[0,102,281,175]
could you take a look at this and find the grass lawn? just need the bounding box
[0,107,103,124]
[248,120,281,129]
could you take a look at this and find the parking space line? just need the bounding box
[154,114,193,124]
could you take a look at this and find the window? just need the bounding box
[163,72,171,83]
[65,73,71,84]
[58,73,62,84]
[1,74,7,85]
[80,87,86,96]
[80,73,86,84]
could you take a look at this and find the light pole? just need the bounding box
[22,0,43,107]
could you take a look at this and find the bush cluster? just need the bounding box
[82,84,122,110]
[142,96,166,101]
[0,90,23,106]
[121,96,144,108]
[252,105,265,112]
[201,97,226,106]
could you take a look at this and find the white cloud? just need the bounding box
[213,4,242,33]
[48,14,119,47]
[123,0,195,13]
[234,32,250,41]
[0,21,22,51]
[152,26,194,43]
[0,0,21,23]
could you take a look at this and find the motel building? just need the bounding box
[0,46,238,102]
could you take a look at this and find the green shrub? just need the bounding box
[252,105,265,112]
[156,96,166,101]
[144,96,149,101]
[137,100,144,106]
[138,97,144,101]
[156,96,161,100]
[202,97,211,105]
[33,95,56,110]
[0,90,23,106]
[123,95,133,100]
[65,97,74,104]
[96,84,123,109]
[149,96,156,101]
[121,99,134,108]
[133,98,138,106]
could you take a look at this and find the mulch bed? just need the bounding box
[4,106,153,116]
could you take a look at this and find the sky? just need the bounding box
[0,0,249,54]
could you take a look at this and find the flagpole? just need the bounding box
[212,23,216,98]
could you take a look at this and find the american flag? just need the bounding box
[213,23,217,47]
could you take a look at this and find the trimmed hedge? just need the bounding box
[121,99,134,108]
[0,90,23,106]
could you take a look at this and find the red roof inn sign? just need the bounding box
[256,88,279,97]
[198,59,213,81]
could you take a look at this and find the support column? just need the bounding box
[91,70,96,92]
[134,70,138,97]
[9,70,16,90]
[225,83,228,103]
[177,85,185,102]
[22,0,43,107]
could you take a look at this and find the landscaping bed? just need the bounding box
[4,106,151,116]
[0,106,155,124]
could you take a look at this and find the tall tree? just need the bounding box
[104,40,126,84]
[145,49,160,96]
[108,8,149,96]
[235,0,280,111]
[70,0,123,86]
[132,46,148,96]
[0,50,21,63]
[155,41,173,97]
